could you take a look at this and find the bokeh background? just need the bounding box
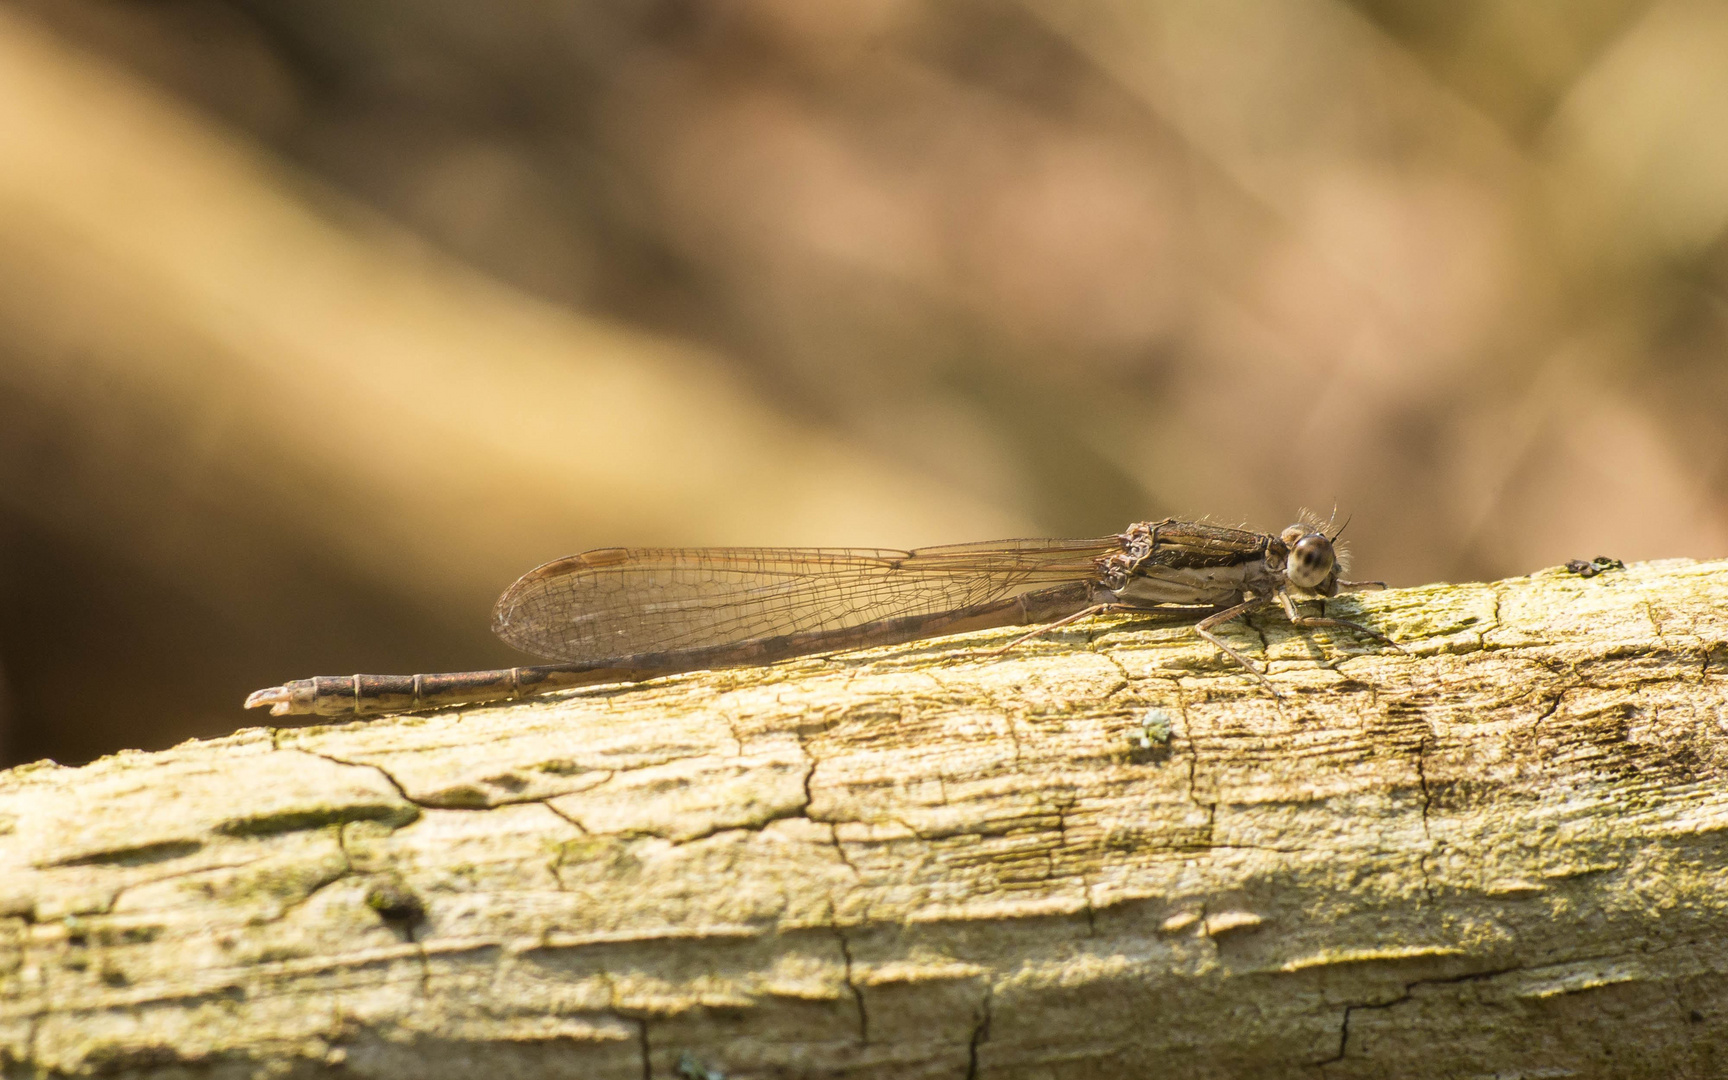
[3,0,1726,767]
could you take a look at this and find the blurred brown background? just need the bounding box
[2,0,1725,767]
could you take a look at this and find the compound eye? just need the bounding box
[1288,534,1335,590]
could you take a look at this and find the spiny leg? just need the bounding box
[1276,592,1404,652]
[977,603,1119,658]
[1195,596,1281,694]
[978,602,1227,661]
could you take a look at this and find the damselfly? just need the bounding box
[245,516,1395,717]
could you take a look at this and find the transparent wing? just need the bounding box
[491,538,1121,663]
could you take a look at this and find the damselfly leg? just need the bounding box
[1194,596,1282,693]
[974,603,1226,660]
[1275,591,1405,652]
[975,603,1119,658]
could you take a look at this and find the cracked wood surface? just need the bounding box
[4,559,1728,1079]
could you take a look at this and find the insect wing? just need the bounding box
[492,539,1120,664]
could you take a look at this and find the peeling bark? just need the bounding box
[4,559,1728,1079]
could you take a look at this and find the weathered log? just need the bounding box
[4,559,1727,1078]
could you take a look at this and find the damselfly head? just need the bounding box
[1280,524,1337,590]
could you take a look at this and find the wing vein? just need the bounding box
[491,539,1120,663]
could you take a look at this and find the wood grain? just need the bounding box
[4,559,1728,1078]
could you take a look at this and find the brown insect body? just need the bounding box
[245,517,1390,718]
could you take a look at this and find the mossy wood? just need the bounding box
[4,560,1728,1079]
